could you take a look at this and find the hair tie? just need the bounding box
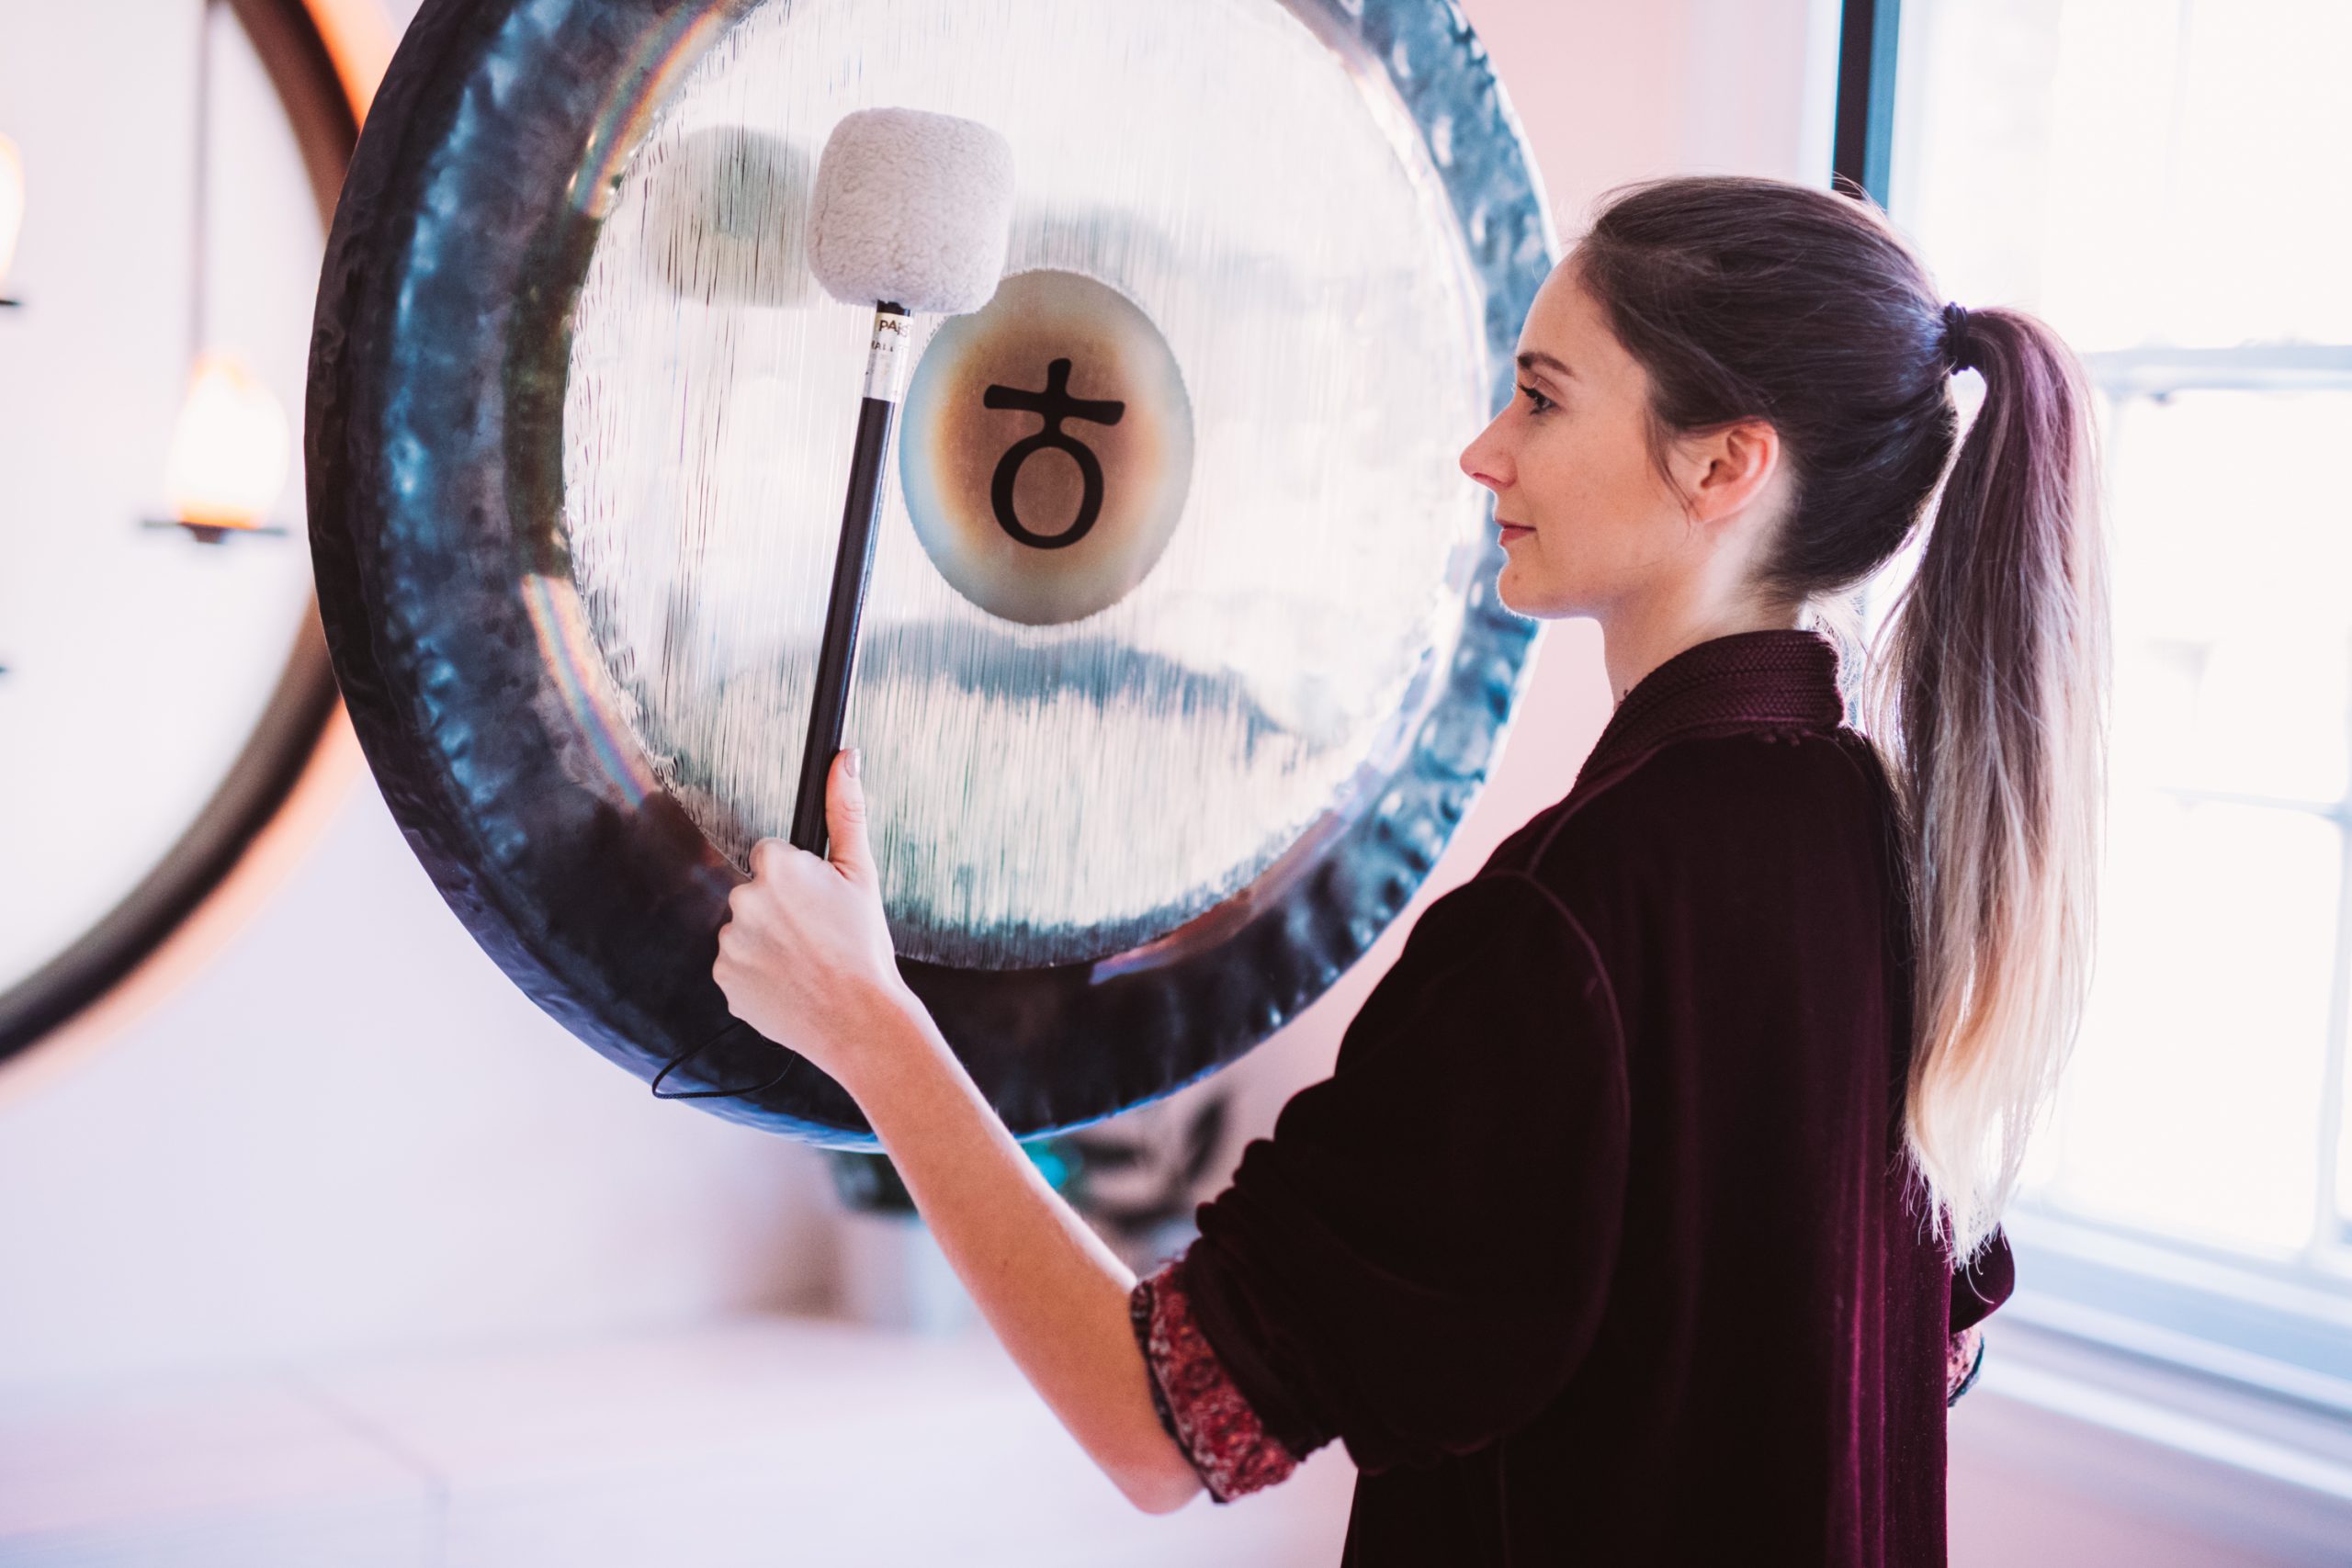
[1939,301,1978,375]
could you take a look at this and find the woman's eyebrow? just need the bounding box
[1516,350,1572,382]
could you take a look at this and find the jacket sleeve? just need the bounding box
[1945,1224,2014,1406]
[1950,1224,2015,1333]
[1134,872,1634,1484]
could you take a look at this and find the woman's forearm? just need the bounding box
[844,995,1204,1514]
[707,758,1204,1512]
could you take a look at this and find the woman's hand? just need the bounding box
[711,748,920,1089]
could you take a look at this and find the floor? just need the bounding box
[11,1312,2348,1566]
[0,1315,1357,1567]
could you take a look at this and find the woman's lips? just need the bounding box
[1498,521,1533,542]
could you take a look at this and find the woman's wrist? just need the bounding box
[831,981,961,1111]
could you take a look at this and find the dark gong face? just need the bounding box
[308,0,1554,1144]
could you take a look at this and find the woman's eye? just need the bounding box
[1518,382,1554,413]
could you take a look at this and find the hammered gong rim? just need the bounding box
[306,0,1555,1145]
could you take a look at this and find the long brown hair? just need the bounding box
[1573,175,2110,1269]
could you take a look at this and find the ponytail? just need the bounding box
[1871,310,2109,1267]
[1573,175,2111,1268]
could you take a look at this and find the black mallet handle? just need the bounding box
[790,303,910,857]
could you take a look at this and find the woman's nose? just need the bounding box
[1460,429,1506,493]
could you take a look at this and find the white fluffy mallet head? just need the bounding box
[807,107,1015,317]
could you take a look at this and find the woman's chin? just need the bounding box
[1495,561,1576,621]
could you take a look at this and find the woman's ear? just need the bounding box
[1670,418,1782,527]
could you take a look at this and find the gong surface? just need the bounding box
[308,0,1553,1141]
[564,0,1493,971]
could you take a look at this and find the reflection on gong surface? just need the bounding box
[564,0,1490,972]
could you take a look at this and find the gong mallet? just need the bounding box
[790,107,1015,856]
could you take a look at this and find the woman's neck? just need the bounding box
[1600,596,1804,706]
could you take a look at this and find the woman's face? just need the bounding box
[1458,259,1696,621]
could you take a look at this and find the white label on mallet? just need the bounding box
[864,311,910,403]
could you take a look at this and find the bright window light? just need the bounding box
[1887,0,2352,1400]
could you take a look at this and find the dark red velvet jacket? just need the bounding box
[1139,628,2014,1565]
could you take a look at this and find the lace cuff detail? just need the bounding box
[1946,1322,1986,1406]
[1128,1255,1300,1503]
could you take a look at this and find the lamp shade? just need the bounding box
[0,133,22,294]
[164,350,290,529]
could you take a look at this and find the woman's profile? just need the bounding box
[710,174,2109,1564]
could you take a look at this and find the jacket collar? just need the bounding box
[1575,627,1849,790]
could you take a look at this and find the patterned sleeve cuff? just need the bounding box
[1128,1254,1301,1503]
[1946,1323,1986,1407]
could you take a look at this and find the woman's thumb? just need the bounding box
[825,748,874,885]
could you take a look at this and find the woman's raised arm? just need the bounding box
[710,748,1203,1515]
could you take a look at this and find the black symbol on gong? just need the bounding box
[981,358,1125,550]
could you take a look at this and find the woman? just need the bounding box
[711,175,2107,1563]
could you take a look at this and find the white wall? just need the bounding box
[0,740,838,1389]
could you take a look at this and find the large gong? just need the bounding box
[308,0,1554,1143]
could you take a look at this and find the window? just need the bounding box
[1883,0,2352,1412]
